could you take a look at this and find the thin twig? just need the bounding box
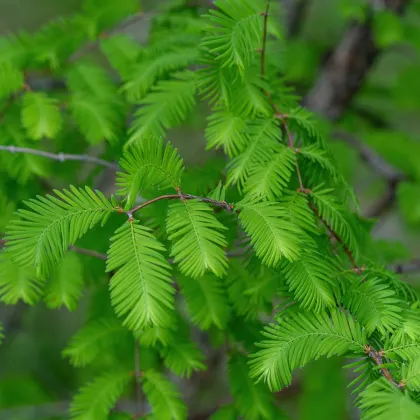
[260,2,270,78]
[134,341,143,416]
[309,202,359,269]
[127,193,234,216]
[0,145,117,169]
[69,246,107,261]
[333,130,405,183]
[333,130,407,218]
[365,345,402,388]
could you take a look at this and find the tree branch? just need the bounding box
[68,246,107,261]
[127,193,234,217]
[304,0,411,121]
[389,259,420,275]
[0,145,117,169]
[260,2,270,77]
[284,0,309,38]
[333,130,407,218]
[365,345,402,388]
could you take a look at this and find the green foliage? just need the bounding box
[359,379,420,420]
[228,353,286,419]
[280,246,336,312]
[238,200,301,266]
[0,252,41,304]
[69,370,132,420]
[249,309,366,391]
[117,136,184,207]
[202,0,262,72]
[106,221,175,330]
[342,277,402,335]
[21,91,62,140]
[5,186,114,278]
[142,370,187,419]
[63,316,130,367]
[1,0,420,418]
[178,273,231,329]
[166,200,228,278]
[127,72,196,146]
[44,252,84,311]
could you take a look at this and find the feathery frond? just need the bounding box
[0,63,23,99]
[122,48,198,102]
[227,118,282,188]
[298,144,337,175]
[0,251,42,304]
[106,221,175,330]
[100,34,142,79]
[226,261,277,320]
[178,273,231,329]
[249,309,366,391]
[281,246,336,312]
[63,317,129,367]
[202,0,262,72]
[228,353,286,420]
[205,111,248,157]
[69,370,132,420]
[117,136,184,207]
[166,200,228,278]
[44,252,84,311]
[277,191,319,235]
[142,370,187,420]
[69,93,122,144]
[5,186,114,278]
[66,61,117,98]
[127,72,196,146]
[21,91,62,140]
[160,337,206,378]
[343,277,402,335]
[310,186,358,255]
[359,379,420,420]
[238,200,301,266]
[243,145,295,200]
[401,355,420,391]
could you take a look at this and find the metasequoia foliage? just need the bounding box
[0,0,420,419]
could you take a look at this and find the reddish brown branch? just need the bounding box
[365,345,402,388]
[127,193,234,216]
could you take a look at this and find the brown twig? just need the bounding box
[69,246,107,261]
[260,2,270,77]
[309,202,359,269]
[365,345,402,388]
[127,193,234,217]
[0,145,117,169]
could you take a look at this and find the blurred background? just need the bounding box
[1,0,420,419]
